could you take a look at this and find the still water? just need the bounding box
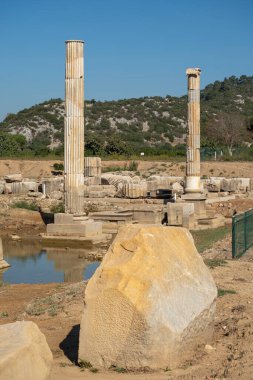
[1,239,101,284]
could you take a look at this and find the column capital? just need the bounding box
[186,68,201,76]
[65,40,84,44]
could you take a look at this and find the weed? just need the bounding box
[201,174,208,179]
[218,288,236,297]
[179,165,185,170]
[204,259,227,269]
[84,203,98,216]
[12,201,38,211]
[79,360,92,369]
[51,203,64,214]
[48,305,60,317]
[102,166,126,173]
[102,160,138,173]
[53,163,64,171]
[0,311,9,318]
[110,365,127,373]
[128,160,138,171]
[90,368,99,373]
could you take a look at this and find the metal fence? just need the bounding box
[232,209,253,258]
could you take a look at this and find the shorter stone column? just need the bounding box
[185,67,201,194]
[84,157,101,185]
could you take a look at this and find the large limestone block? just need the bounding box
[0,321,53,380]
[79,225,217,370]
[3,173,22,183]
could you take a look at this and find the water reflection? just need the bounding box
[1,238,101,284]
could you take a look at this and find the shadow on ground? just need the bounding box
[59,324,80,364]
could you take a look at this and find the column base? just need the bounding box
[185,176,202,195]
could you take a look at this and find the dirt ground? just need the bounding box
[0,159,252,179]
[1,159,253,378]
[1,232,253,379]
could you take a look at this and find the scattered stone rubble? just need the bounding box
[1,168,253,232]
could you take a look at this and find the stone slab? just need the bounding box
[90,211,133,222]
[47,221,102,236]
[54,213,73,224]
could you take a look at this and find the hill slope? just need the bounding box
[0,75,253,155]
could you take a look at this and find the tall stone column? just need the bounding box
[64,40,84,214]
[185,68,201,194]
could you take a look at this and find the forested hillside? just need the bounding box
[0,75,252,157]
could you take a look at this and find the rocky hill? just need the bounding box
[0,75,253,156]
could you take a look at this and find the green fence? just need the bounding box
[232,209,253,258]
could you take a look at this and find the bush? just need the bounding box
[53,163,64,171]
[12,201,39,211]
[50,203,65,214]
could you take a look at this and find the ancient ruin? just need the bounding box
[185,68,202,195]
[64,40,85,214]
[43,41,105,245]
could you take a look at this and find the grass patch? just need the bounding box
[218,288,237,297]
[0,311,9,318]
[191,226,230,253]
[79,360,92,369]
[204,259,228,269]
[102,160,138,173]
[25,283,84,316]
[51,202,64,214]
[110,365,127,373]
[11,201,39,211]
[90,368,99,373]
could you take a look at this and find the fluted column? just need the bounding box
[185,68,201,193]
[64,40,84,214]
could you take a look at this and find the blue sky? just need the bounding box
[0,0,252,120]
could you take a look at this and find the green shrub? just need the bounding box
[79,360,92,369]
[218,288,236,297]
[51,203,65,214]
[53,163,64,171]
[12,201,39,211]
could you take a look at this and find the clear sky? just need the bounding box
[0,0,252,120]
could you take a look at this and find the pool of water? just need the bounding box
[1,239,101,284]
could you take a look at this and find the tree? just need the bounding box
[205,112,246,156]
[247,116,253,132]
[85,133,104,156]
[105,136,133,157]
[0,132,26,156]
